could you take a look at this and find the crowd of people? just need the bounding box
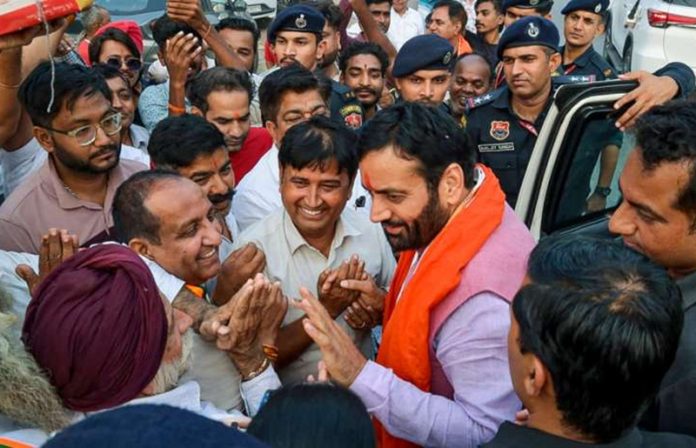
[0,0,694,446]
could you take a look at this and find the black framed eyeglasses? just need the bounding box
[105,56,143,73]
[45,113,123,147]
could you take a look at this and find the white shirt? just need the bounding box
[0,138,150,199]
[128,124,150,152]
[462,0,477,33]
[236,207,396,385]
[388,8,425,50]
[231,144,371,231]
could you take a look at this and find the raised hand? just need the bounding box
[341,272,385,331]
[16,228,79,295]
[317,255,365,318]
[212,243,266,306]
[165,31,202,85]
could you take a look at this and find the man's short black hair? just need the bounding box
[366,0,393,6]
[258,63,330,124]
[301,0,344,29]
[338,42,389,76]
[187,67,253,113]
[88,27,141,66]
[18,61,112,128]
[633,100,696,222]
[432,0,467,28]
[148,114,227,170]
[91,63,131,89]
[152,15,200,50]
[357,102,476,190]
[515,235,683,443]
[112,170,185,244]
[475,0,502,13]
[279,115,359,180]
[215,16,261,50]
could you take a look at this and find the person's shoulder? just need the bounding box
[116,158,149,176]
[237,208,284,245]
[553,74,597,86]
[588,50,617,79]
[236,147,277,191]
[465,88,505,119]
[245,127,273,147]
[0,166,45,218]
[639,430,696,448]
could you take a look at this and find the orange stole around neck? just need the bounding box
[374,165,506,448]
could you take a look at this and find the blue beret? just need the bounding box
[561,0,609,15]
[497,16,560,60]
[502,0,553,11]
[267,5,325,43]
[43,405,270,448]
[392,35,455,78]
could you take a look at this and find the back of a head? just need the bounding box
[19,61,111,128]
[187,67,253,113]
[279,115,359,180]
[113,170,185,245]
[258,64,329,124]
[433,0,467,26]
[514,235,684,442]
[247,383,375,448]
[44,404,270,448]
[357,102,476,190]
[301,0,343,29]
[149,114,226,170]
[152,15,199,50]
[81,5,110,35]
[21,244,168,412]
[366,0,392,6]
[633,100,696,215]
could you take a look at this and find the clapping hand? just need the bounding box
[16,228,79,296]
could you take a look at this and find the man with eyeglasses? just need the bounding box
[0,62,147,254]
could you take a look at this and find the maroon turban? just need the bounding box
[22,244,167,412]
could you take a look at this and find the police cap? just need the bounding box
[561,0,609,15]
[497,16,560,60]
[502,0,553,11]
[392,34,455,78]
[267,5,325,43]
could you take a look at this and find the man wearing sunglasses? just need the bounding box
[0,62,147,254]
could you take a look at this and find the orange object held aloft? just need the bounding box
[0,0,93,36]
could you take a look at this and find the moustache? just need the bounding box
[89,145,119,159]
[209,189,235,205]
[355,87,378,97]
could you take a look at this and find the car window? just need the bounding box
[96,0,162,14]
[542,108,633,232]
[669,0,696,7]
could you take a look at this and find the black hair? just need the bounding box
[18,61,112,128]
[514,235,684,443]
[301,0,344,29]
[475,0,502,13]
[152,15,200,50]
[338,41,389,76]
[432,0,468,28]
[148,114,226,170]
[215,16,261,50]
[88,27,141,66]
[187,67,253,113]
[279,115,359,180]
[366,0,393,6]
[91,63,131,89]
[112,170,185,244]
[633,100,696,222]
[258,63,330,124]
[357,102,476,190]
[453,52,494,80]
[247,384,375,448]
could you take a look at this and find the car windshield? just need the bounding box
[670,0,696,6]
[96,0,214,14]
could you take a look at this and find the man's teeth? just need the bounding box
[302,208,322,216]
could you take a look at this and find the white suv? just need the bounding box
[604,0,696,74]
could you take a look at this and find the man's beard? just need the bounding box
[149,330,194,395]
[53,141,121,174]
[0,289,71,432]
[319,49,339,69]
[382,187,451,252]
[354,87,380,109]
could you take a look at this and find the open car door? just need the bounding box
[515,80,639,240]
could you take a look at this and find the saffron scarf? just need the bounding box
[374,165,506,448]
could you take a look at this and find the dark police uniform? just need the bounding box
[560,0,617,80]
[465,16,564,206]
[267,5,364,128]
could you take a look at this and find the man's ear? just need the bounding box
[265,120,279,145]
[438,162,466,208]
[190,106,204,117]
[597,22,606,37]
[33,127,55,153]
[129,238,154,260]
[524,355,549,397]
[549,52,562,73]
[316,39,327,61]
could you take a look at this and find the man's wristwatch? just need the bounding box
[594,186,611,198]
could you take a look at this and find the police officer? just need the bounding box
[465,16,562,207]
[392,34,455,110]
[266,5,365,128]
[493,0,555,87]
[560,0,616,79]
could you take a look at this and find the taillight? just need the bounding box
[648,8,696,27]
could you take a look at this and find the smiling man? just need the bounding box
[339,42,389,120]
[449,53,493,125]
[0,62,146,253]
[236,115,395,385]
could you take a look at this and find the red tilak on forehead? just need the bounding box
[362,170,373,190]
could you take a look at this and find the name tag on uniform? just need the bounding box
[478,142,515,152]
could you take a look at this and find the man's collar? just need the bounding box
[562,44,594,68]
[111,381,203,415]
[677,270,696,311]
[282,209,361,256]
